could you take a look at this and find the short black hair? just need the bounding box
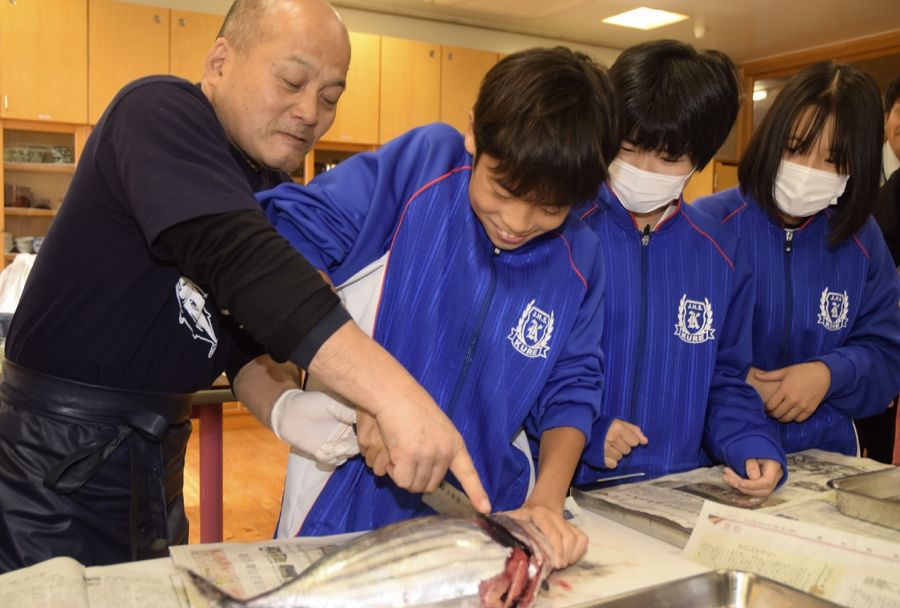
[739,61,883,244]
[609,39,739,170]
[885,75,900,113]
[472,46,619,209]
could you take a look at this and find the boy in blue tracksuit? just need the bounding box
[572,41,785,496]
[256,48,619,568]
[695,62,900,456]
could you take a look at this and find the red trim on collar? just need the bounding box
[720,202,747,224]
[552,230,588,290]
[680,209,735,270]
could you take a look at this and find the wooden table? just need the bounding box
[189,377,234,544]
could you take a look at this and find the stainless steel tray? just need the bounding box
[577,570,842,607]
[829,467,900,531]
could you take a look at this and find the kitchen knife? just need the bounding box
[422,480,481,518]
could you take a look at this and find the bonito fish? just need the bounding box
[185,514,554,608]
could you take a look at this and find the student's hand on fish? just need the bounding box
[722,458,783,497]
[754,362,831,423]
[603,419,648,468]
[357,410,391,476]
[507,502,588,570]
[746,366,780,403]
[374,401,491,514]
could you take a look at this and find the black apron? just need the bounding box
[0,359,193,572]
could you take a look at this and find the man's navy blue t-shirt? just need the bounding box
[7,76,286,393]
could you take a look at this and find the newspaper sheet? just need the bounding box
[169,533,359,606]
[683,501,900,608]
[0,557,88,608]
[573,449,892,547]
[0,556,187,608]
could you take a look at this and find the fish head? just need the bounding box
[476,514,554,608]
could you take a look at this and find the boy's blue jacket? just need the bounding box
[258,123,605,535]
[694,188,900,455]
[572,186,785,485]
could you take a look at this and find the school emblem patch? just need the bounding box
[508,299,554,359]
[674,294,715,344]
[817,287,849,332]
[176,277,218,358]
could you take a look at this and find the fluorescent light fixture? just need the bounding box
[602,7,689,30]
[752,90,768,102]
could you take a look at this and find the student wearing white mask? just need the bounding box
[570,40,786,497]
[695,61,900,458]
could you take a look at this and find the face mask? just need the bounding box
[608,159,693,214]
[773,160,850,218]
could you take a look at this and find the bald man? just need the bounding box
[0,0,487,571]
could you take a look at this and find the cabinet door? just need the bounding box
[379,37,440,144]
[89,0,169,124]
[170,10,223,83]
[714,161,739,192]
[440,46,497,134]
[683,163,715,203]
[0,0,88,123]
[320,32,380,145]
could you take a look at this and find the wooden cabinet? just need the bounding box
[683,160,740,203]
[0,121,91,269]
[0,0,88,124]
[88,0,169,124]
[170,10,223,83]
[379,37,441,144]
[295,142,377,185]
[440,47,498,134]
[321,32,380,145]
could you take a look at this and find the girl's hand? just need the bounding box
[746,366,780,403]
[722,458,783,497]
[753,362,831,423]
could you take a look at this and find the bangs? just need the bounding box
[622,124,692,161]
[786,104,850,174]
[487,133,605,209]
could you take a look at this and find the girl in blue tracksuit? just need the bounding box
[695,61,900,457]
[256,48,619,569]
[572,40,785,496]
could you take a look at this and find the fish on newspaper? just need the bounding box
[185,513,554,608]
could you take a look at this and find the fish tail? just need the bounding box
[181,568,247,608]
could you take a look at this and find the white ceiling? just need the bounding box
[330,0,900,63]
[129,0,900,63]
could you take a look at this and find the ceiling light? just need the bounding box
[752,90,768,102]
[602,7,689,30]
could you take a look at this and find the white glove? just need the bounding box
[270,389,359,466]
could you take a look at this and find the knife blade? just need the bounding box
[576,471,647,492]
[422,480,481,518]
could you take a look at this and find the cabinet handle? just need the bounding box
[429,49,435,58]
[154,14,161,24]
[3,95,7,111]
[8,0,16,5]
[448,52,454,60]
[179,18,187,26]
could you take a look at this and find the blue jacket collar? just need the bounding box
[741,191,828,234]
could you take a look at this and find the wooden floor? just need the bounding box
[183,414,289,544]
